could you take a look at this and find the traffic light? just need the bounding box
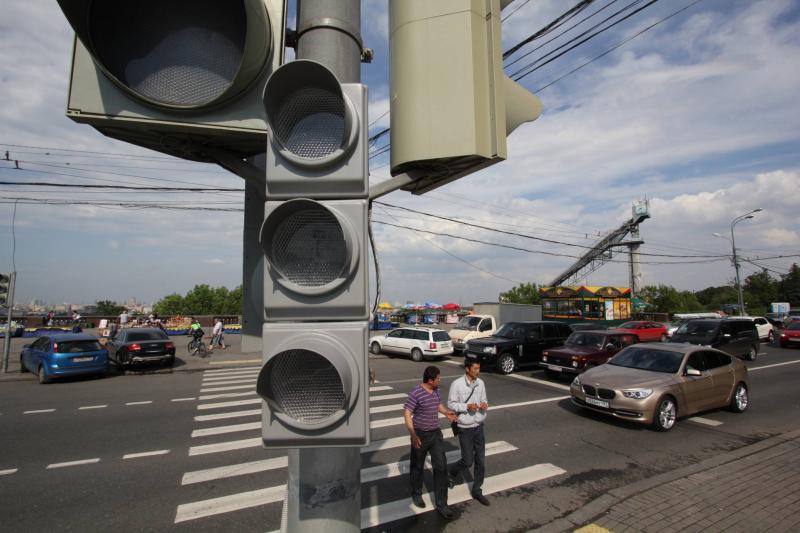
[256,60,369,447]
[56,0,287,161]
[388,0,543,193]
[0,274,9,306]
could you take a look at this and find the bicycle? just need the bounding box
[188,337,209,357]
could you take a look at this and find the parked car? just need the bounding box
[20,333,108,384]
[569,323,606,331]
[105,328,176,369]
[610,321,668,342]
[540,330,639,376]
[779,321,800,348]
[570,343,749,431]
[670,318,759,361]
[465,321,572,374]
[369,327,453,362]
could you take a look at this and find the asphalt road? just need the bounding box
[1,341,798,532]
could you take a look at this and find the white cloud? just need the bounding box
[204,258,226,265]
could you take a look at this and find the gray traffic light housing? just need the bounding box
[57,0,287,161]
[0,274,9,306]
[263,60,368,199]
[260,199,368,321]
[257,321,369,447]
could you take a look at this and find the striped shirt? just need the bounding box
[404,385,441,432]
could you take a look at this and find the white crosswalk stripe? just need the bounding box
[203,366,260,375]
[197,391,258,401]
[199,384,256,393]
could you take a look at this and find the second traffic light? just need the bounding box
[0,274,10,306]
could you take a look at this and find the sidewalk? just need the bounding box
[534,429,800,533]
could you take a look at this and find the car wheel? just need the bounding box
[38,366,51,385]
[767,330,774,343]
[651,396,676,432]
[660,334,667,343]
[497,353,516,375]
[370,342,382,355]
[19,356,26,373]
[115,353,126,372]
[746,345,757,361]
[411,348,424,362]
[729,382,748,413]
[165,355,175,367]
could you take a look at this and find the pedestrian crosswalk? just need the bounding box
[174,365,567,529]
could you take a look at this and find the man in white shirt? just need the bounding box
[209,319,226,351]
[118,309,128,329]
[447,358,490,506]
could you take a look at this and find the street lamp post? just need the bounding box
[718,209,762,316]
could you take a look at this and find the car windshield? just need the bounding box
[126,331,168,341]
[608,347,684,374]
[788,322,800,331]
[494,323,525,339]
[455,316,481,330]
[432,331,450,341]
[55,340,103,353]
[675,321,718,336]
[566,332,605,348]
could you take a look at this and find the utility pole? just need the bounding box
[2,272,17,373]
[729,208,762,316]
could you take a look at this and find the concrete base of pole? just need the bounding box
[283,447,362,533]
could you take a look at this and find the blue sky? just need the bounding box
[1,0,799,307]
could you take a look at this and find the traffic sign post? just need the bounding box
[2,272,17,373]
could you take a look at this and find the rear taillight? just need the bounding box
[165,342,175,350]
[430,342,437,349]
[52,342,58,352]
[129,344,141,352]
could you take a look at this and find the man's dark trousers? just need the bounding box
[450,425,486,495]
[410,429,448,507]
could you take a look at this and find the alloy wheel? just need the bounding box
[657,399,676,430]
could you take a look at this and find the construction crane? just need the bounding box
[550,200,650,296]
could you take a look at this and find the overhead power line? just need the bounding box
[0,181,242,192]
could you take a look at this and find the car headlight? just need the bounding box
[541,355,548,362]
[622,388,653,400]
[483,346,496,355]
[572,375,581,386]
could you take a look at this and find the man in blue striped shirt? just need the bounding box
[404,365,458,519]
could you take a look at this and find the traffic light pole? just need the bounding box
[280,1,364,531]
[2,272,17,373]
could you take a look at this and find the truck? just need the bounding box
[449,302,542,355]
[770,302,791,315]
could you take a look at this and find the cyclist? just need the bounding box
[189,318,205,355]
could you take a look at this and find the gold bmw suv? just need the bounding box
[570,343,749,431]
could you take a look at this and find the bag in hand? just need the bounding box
[451,421,459,436]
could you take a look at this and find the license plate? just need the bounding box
[72,356,93,362]
[547,365,563,372]
[585,397,609,408]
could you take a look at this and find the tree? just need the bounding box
[499,282,542,305]
[637,285,703,313]
[742,269,779,311]
[151,284,243,316]
[779,263,800,306]
[152,293,185,316]
[95,300,125,315]
[694,285,738,311]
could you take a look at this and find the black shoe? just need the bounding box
[411,494,425,508]
[437,505,454,520]
[473,493,490,506]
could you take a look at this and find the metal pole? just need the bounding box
[283,1,363,532]
[241,155,266,354]
[730,222,745,316]
[2,272,17,373]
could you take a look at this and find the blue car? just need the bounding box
[20,333,109,384]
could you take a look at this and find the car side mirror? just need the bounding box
[686,368,702,377]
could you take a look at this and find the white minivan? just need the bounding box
[369,327,453,362]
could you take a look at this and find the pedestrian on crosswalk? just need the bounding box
[403,365,459,519]
[447,358,491,506]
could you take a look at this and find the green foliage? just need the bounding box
[95,300,125,315]
[499,282,542,305]
[779,263,800,305]
[742,270,779,310]
[152,285,242,316]
[695,285,738,310]
[636,285,703,313]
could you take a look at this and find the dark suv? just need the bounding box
[539,330,639,376]
[465,321,572,374]
[670,318,759,361]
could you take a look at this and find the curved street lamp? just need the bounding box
[719,209,762,316]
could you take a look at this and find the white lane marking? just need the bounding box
[198,391,257,401]
[189,438,263,456]
[369,393,407,402]
[375,374,462,385]
[182,456,289,485]
[79,405,108,410]
[175,484,286,523]
[47,458,100,469]
[197,398,261,410]
[182,440,515,487]
[198,378,257,387]
[123,450,170,460]
[688,417,723,427]
[171,397,196,402]
[0,468,18,476]
[192,422,260,438]
[203,366,260,375]
[202,373,259,381]
[361,463,566,528]
[24,409,55,414]
[199,384,255,393]
[370,395,568,429]
[194,409,261,422]
[369,403,404,414]
[507,372,571,391]
[126,401,153,406]
[369,385,392,392]
[208,359,260,365]
[749,360,800,371]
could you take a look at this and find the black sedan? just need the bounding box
[105,328,176,370]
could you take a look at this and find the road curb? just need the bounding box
[530,429,800,532]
